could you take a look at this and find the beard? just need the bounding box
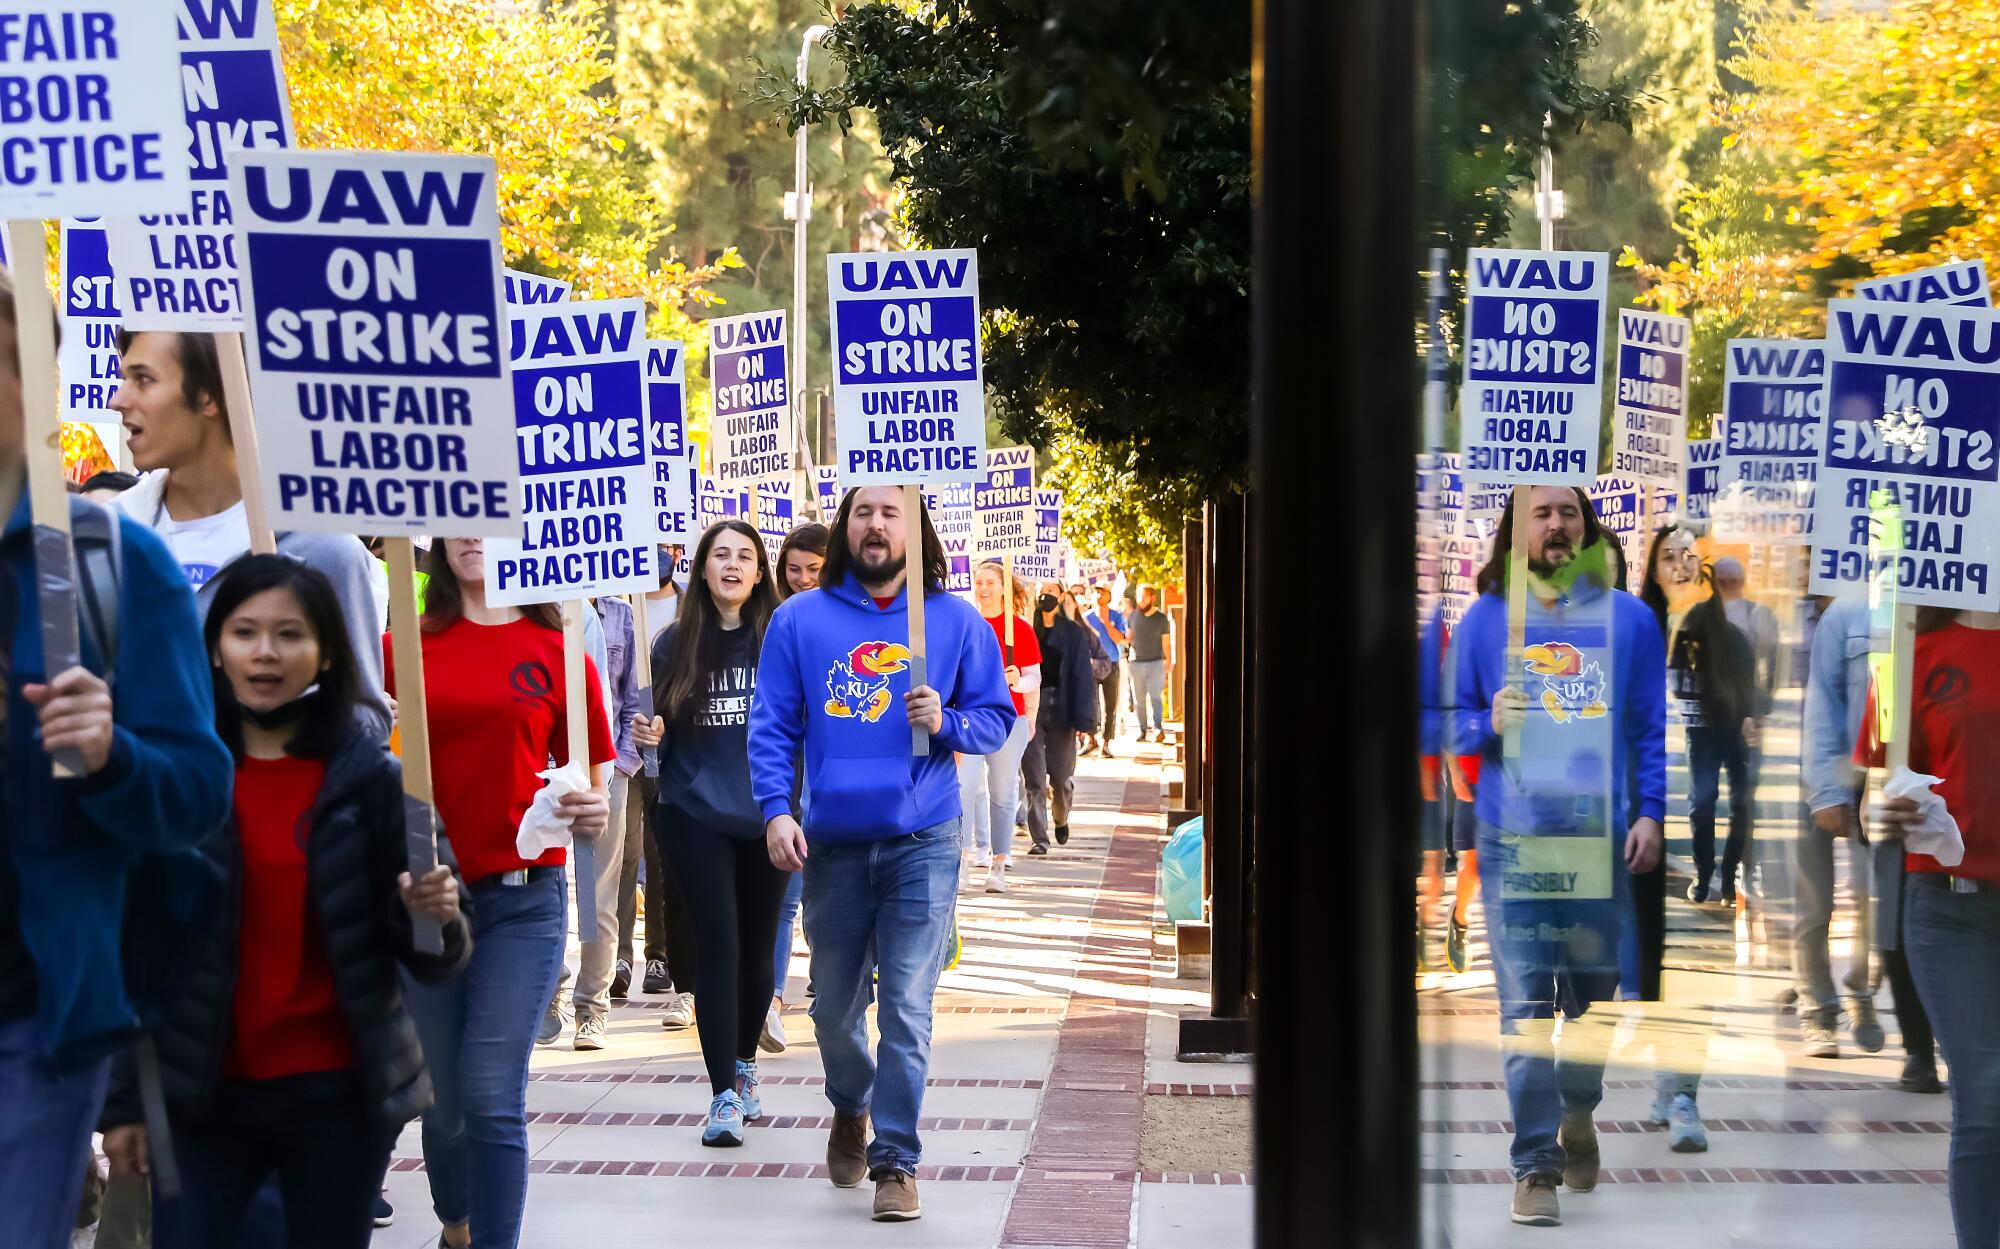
[852,539,906,586]
[1527,540,1576,579]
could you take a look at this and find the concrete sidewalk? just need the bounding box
[371,739,1252,1249]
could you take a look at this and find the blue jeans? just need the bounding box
[1687,723,1752,887]
[803,819,962,1174]
[1905,876,2000,1249]
[774,870,803,1001]
[403,870,566,1249]
[1130,659,1166,733]
[0,1018,110,1249]
[1476,829,1623,1180]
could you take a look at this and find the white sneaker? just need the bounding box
[760,1005,788,1054]
[971,849,991,869]
[574,1013,606,1051]
[661,992,695,1030]
[985,863,1008,894]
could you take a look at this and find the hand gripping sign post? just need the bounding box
[828,248,990,754]
[58,217,125,467]
[708,308,792,535]
[231,149,520,959]
[1715,340,1824,545]
[4,1,192,778]
[1611,308,1690,541]
[486,299,654,925]
[1457,248,1607,758]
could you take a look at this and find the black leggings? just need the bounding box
[660,815,791,1094]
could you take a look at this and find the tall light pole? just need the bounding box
[792,23,831,511]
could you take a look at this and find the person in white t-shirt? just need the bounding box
[109,331,391,739]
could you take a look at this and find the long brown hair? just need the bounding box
[420,539,561,632]
[658,520,779,726]
[974,557,1030,618]
[1916,606,1962,634]
[773,522,830,601]
[818,487,948,592]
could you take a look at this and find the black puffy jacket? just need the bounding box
[102,731,471,1132]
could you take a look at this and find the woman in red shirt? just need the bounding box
[1860,606,2000,1249]
[955,559,1040,893]
[389,538,614,1249]
[99,555,469,1249]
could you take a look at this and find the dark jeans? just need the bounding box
[661,817,791,1094]
[619,777,697,984]
[1021,721,1078,850]
[1687,723,1753,886]
[1096,666,1122,740]
[1906,876,2000,1249]
[153,1071,392,1249]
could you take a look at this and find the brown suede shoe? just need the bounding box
[1558,1112,1600,1192]
[872,1170,922,1221]
[828,1111,870,1189]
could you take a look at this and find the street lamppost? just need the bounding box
[790,23,831,513]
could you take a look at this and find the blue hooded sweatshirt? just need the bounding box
[3,489,233,1065]
[749,571,1015,844]
[1448,573,1666,837]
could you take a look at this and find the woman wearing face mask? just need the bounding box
[650,521,785,1145]
[98,556,469,1249]
[1022,584,1098,851]
[757,523,830,1054]
[388,538,614,1249]
[957,560,1040,893]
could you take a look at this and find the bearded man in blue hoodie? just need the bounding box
[750,484,1013,1223]
[1449,484,1665,1230]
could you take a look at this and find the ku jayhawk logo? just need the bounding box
[824,641,913,722]
[1521,642,1608,724]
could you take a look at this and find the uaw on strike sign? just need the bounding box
[1459,249,1607,486]
[708,308,792,488]
[1809,299,2000,609]
[828,248,987,485]
[229,150,517,537]
[0,1,194,218]
[487,300,657,606]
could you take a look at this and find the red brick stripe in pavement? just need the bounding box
[522,1111,1034,1131]
[999,774,1161,1248]
[1423,1077,1915,1092]
[1425,1167,1948,1186]
[529,1072,1045,1088]
[385,1157,1251,1185]
[1427,1118,1949,1135]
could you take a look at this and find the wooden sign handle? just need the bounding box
[1503,485,1531,766]
[630,591,658,777]
[905,483,929,757]
[215,331,276,555]
[384,537,442,954]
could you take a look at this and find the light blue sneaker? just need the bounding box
[735,1059,763,1121]
[1667,1094,1708,1153]
[1649,1075,1675,1125]
[702,1089,746,1147]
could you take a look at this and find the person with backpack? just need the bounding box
[749,486,1014,1222]
[109,331,389,739]
[1022,583,1097,850]
[0,269,235,1249]
[649,520,786,1145]
[97,556,469,1249]
[957,559,1039,892]
[387,538,614,1249]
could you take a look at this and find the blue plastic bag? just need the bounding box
[1160,817,1205,922]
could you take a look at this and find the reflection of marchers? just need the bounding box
[823,641,912,722]
[1522,642,1608,724]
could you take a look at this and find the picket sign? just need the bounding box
[644,340,695,546]
[815,464,842,519]
[504,268,571,306]
[709,308,792,544]
[922,479,976,597]
[57,219,127,467]
[1716,338,1823,545]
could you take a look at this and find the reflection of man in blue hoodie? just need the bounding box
[749,485,1013,1220]
[1449,485,1665,1228]
[0,274,233,1249]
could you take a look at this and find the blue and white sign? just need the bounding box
[922,479,974,596]
[1680,432,1721,523]
[644,340,694,545]
[695,471,743,532]
[708,308,791,487]
[1078,557,1115,589]
[1458,248,1608,486]
[1856,259,1990,309]
[487,299,655,606]
[974,445,1035,556]
[1012,488,1064,584]
[751,475,795,562]
[814,464,842,518]
[106,0,294,330]
[1587,474,1679,553]
[1808,300,2000,609]
[504,268,570,306]
[1715,339,1823,544]
[229,150,517,537]
[1611,309,1688,488]
[0,2,193,219]
[58,218,122,435]
[827,248,987,485]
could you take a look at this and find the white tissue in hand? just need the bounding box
[516,761,591,860]
[1882,766,1966,868]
